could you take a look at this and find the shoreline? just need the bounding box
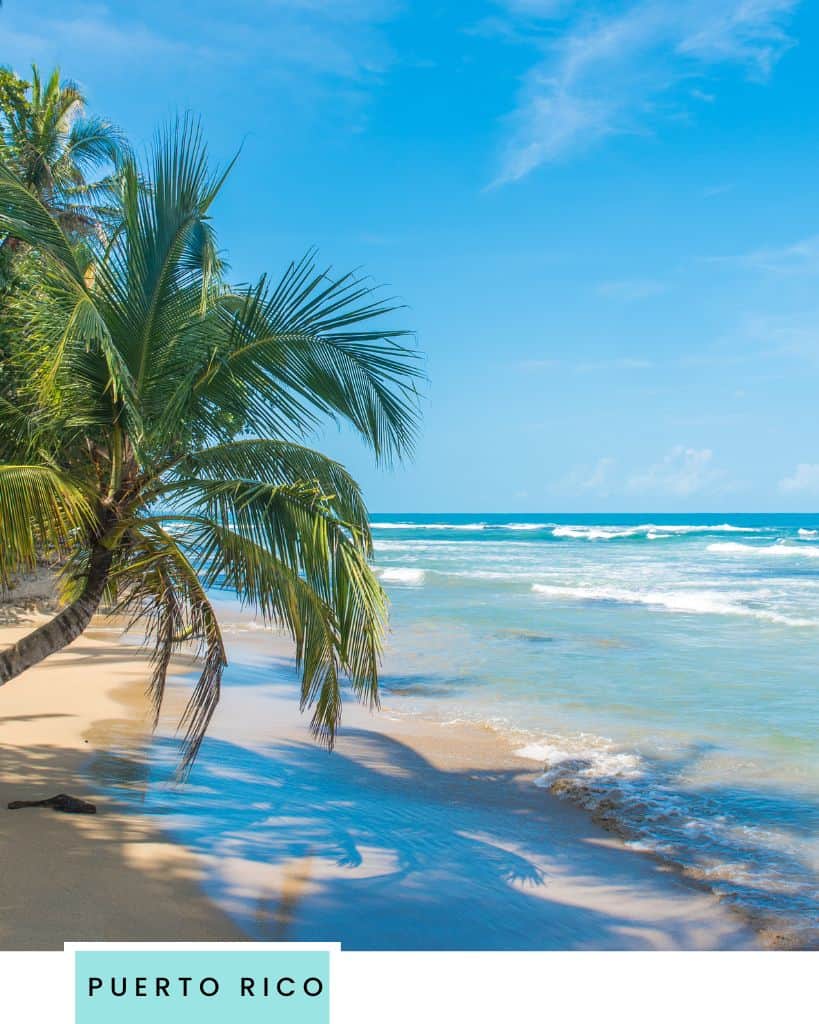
[376,704,810,951]
[0,613,776,951]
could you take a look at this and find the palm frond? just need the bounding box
[60,114,128,175]
[0,158,87,286]
[171,439,371,541]
[187,517,383,744]
[154,479,387,744]
[0,115,418,773]
[111,523,226,774]
[0,464,92,582]
[194,256,423,461]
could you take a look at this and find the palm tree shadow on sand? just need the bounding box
[124,728,759,951]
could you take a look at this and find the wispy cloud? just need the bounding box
[559,446,734,498]
[222,0,401,80]
[744,235,819,275]
[492,0,800,183]
[558,456,617,496]
[0,1,399,82]
[0,10,197,68]
[736,312,819,364]
[779,463,819,495]
[627,445,728,497]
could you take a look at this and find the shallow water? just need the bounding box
[115,512,818,946]
[362,514,819,943]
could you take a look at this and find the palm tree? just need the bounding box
[0,118,420,771]
[0,64,127,240]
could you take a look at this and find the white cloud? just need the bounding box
[580,456,616,491]
[676,0,796,72]
[627,445,724,497]
[558,446,738,500]
[560,456,617,496]
[493,0,800,183]
[0,8,201,68]
[0,1,398,83]
[744,235,819,275]
[737,312,819,363]
[779,463,819,495]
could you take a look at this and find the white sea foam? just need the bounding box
[552,525,638,539]
[371,522,486,531]
[377,567,426,585]
[371,522,426,530]
[372,520,765,540]
[661,523,759,533]
[551,523,760,541]
[531,583,815,626]
[511,729,818,941]
[708,541,819,559]
[515,735,642,781]
[798,528,818,538]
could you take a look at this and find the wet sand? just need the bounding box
[0,618,762,950]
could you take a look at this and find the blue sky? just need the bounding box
[3,1,819,511]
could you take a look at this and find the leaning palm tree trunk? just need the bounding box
[0,543,112,682]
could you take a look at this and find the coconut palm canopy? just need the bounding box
[0,118,421,772]
[0,64,127,237]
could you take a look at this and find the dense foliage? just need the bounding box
[0,77,420,772]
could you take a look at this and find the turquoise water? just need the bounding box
[118,512,818,945]
[364,513,818,942]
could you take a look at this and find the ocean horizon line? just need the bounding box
[368,510,819,517]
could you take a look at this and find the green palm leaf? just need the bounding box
[0,464,92,582]
[0,115,421,770]
[194,258,423,460]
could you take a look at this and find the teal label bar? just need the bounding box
[75,950,329,1024]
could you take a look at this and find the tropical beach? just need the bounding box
[2,1,819,972]
[0,604,763,952]
[4,512,819,951]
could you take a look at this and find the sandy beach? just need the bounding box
[0,611,766,952]
[0,616,242,950]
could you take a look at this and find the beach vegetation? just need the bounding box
[0,116,420,771]
[0,64,127,248]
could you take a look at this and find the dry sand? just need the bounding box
[0,616,762,951]
[0,618,241,950]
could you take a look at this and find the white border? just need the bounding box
[1,947,815,1023]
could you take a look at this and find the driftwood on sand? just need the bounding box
[7,793,97,814]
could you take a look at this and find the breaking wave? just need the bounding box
[531,583,815,626]
[513,732,818,946]
[708,542,819,559]
[551,523,761,541]
[376,567,426,585]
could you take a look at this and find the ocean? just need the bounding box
[364,513,819,941]
[122,512,819,945]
